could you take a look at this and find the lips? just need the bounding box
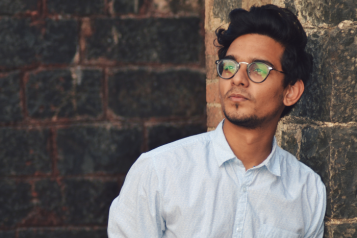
[228,93,248,102]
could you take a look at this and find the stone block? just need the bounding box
[289,18,357,124]
[148,123,206,150]
[0,0,38,15]
[26,69,102,119]
[207,105,223,128]
[206,80,220,103]
[150,0,203,15]
[205,31,218,57]
[330,126,357,219]
[0,71,23,122]
[18,228,107,238]
[242,0,271,11]
[0,179,33,227]
[108,69,206,118]
[33,179,63,225]
[289,29,331,122]
[300,126,331,217]
[325,223,357,238]
[85,18,202,63]
[328,23,357,123]
[300,127,330,185]
[206,55,218,80]
[212,0,242,23]
[48,0,105,15]
[283,0,297,16]
[40,19,78,64]
[286,0,357,26]
[74,70,103,117]
[0,230,15,238]
[62,178,119,224]
[0,18,40,67]
[57,126,142,175]
[0,18,77,68]
[0,128,51,176]
[113,0,144,14]
[280,129,299,158]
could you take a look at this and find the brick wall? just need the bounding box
[206,0,357,237]
[0,0,206,237]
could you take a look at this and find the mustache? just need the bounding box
[223,87,253,101]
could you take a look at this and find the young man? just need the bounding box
[108,4,326,237]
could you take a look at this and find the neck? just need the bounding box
[222,118,278,170]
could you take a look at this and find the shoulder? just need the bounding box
[277,146,326,195]
[146,131,213,157]
[142,131,214,168]
[276,147,326,234]
[131,130,214,173]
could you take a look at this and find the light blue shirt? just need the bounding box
[108,120,326,238]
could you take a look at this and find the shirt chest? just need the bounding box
[160,165,306,237]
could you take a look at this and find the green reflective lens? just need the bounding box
[216,59,275,82]
[221,60,236,78]
[248,62,269,82]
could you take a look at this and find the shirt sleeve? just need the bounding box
[108,154,165,238]
[304,176,327,238]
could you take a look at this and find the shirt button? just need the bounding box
[237,228,241,232]
[242,186,247,192]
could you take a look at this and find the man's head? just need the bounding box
[215,5,312,128]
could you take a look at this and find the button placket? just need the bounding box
[235,169,257,237]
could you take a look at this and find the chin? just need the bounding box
[222,104,268,129]
[224,111,265,129]
[222,99,283,129]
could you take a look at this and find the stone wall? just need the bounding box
[206,0,357,237]
[0,0,205,237]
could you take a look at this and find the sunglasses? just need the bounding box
[216,59,285,83]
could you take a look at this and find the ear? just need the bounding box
[283,79,304,107]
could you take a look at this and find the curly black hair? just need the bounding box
[215,4,313,117]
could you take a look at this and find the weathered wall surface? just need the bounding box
[0,0,205,237]
[206,0,357,237]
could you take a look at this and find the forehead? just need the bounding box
[226,34,285,67]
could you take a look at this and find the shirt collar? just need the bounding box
[211,119,281,177]
[211,120,237,167]
[257,137,281,177]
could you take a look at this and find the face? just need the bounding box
[219,34,287,129]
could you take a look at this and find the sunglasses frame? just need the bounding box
[215,59,285,83]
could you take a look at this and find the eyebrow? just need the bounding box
[251,58,275,68]
[224,55,276,68]
[223,55,237,61]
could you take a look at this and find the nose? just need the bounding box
[231,63,250,87]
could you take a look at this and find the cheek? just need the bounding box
[262,81,284,98]
[253,85,284,109]
[218,80,230,98]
